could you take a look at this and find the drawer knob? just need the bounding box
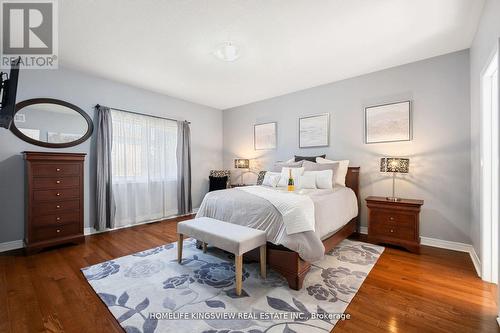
[56,193,61,196]
[390,229,394,233]
[56,229,61,233]
[56,205,61,209]
[56,168,61,172]
[389,217,394,221]
[56,217,61,221]
[56,180,61,184]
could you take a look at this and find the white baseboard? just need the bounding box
[85,209,199,236]
[0,239,24,252]
[1,209,199,252]
[358,226,481,277]
[468,246,482,278]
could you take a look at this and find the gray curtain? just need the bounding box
[177,120,192,215]
[95,105,116,230]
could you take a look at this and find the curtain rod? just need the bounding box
[95,104,190,124]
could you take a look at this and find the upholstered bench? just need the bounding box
[177,217,267,296]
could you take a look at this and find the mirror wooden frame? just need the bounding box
[10,98,94,148]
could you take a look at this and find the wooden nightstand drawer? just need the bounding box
[366,196,424,253]
[370,210,415,228]
[370,222,415,241]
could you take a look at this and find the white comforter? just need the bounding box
[236,186,315,235]
[196,185,358,262]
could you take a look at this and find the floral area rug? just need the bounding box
[81,238,383,333]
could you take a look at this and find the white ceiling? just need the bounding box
[60,0,484,110]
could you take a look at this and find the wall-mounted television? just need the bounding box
[0,57,21,129]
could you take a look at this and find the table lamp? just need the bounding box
[234,158,250,185]
[380,157,409,201]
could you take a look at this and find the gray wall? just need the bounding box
[223,50,471,244]
[469,0,500,260]
[0,67,223,243]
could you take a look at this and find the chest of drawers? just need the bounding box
[24,152,86,254]
[366,196,424,253]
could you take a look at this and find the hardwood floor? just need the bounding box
[0,216,498,333]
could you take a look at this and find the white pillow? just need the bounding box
[262,172,281,187]
[316,157,349,186]
[278,167,304,187]
[298,174,317,189]
[304,170,333,189]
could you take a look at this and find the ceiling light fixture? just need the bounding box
[213,41,240,62]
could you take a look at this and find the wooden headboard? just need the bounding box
[345,167,360,200]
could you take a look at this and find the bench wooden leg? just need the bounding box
[177,233,184,263]
[260,245,267,279]
[202,242,207,253]
[235,255,243,296]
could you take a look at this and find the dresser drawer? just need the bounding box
[33,176,80,189]
[32,163,81,177]
[370,222,415,241]
[31,223,81,242]
[33,188,80,202]
[370,209,415,228]
[32,212,80,227]
[32,199,80,216]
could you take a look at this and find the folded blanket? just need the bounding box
[236,186,315,235]
[195,188,325,262]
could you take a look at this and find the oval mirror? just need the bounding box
[11,98,93,148]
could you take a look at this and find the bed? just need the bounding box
[196,166,360,290]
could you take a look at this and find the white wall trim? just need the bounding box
[0,239,24,252]
[358,226,481,277]
[420,236,472,252]
[1,209,199,253]
[469,246,482,278]
[85,209,199,236]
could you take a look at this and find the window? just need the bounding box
[111,110,178,227]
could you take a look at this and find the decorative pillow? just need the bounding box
[262,172,281,187]
[294,154,326,162]
[209,176,228,192]
[304,170,333,189]
[316,157,349,187]
[302,160,339,186]
[272,161,303,172]
[298,174,317,189]
[278,167,305,187]
[209,170,231,185]
[256,171,267,185]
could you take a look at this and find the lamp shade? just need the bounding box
[380,157,409,173]
[234,158,250,169]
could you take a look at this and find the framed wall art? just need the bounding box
[254,122,277,150]
[365,100,411,144]
[299,113,330,148]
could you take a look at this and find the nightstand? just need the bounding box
[365,196,424,253]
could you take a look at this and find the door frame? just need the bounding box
[480,44,499,283]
